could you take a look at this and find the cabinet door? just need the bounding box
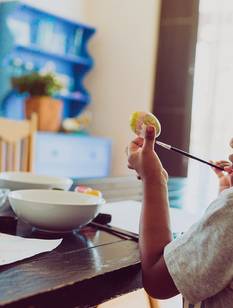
[35,133,111,178]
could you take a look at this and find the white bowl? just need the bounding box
[0,188,10,211]
[0,172,73,191]
[8,189,105,232]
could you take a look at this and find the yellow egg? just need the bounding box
[130,111,161,137]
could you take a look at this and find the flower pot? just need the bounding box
[25,96,63,132]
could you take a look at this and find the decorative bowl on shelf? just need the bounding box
[8,189,105,232]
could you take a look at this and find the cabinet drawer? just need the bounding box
[35,133,111,178]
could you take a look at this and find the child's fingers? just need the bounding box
[127,163,141,179]
[211,160,231,169]
[127,164,134,170]
[224,165,233,174]
[133,137,144,146]
[215,160,231,167]
[212,160,233,177]
[219,161,233,174]
[210,160,222,171]
[210,160,227,177]
[128,137,144,154]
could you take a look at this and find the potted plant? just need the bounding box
[11,72,64,131]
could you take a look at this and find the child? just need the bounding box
[127,125,233,308]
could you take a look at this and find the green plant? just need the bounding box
[11,72,63,97]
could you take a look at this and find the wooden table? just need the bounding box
[0,216,142,308]
[0,176,199,308]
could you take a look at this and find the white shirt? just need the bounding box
[164,187,233,308]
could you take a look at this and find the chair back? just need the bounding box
[0,114,37,172]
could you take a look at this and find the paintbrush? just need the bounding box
[156,141,225,171]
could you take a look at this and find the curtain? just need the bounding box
[186,0,233,214]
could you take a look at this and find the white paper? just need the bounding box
[102,200,199,234]
[102,200,141,234]
[0,233,62,266]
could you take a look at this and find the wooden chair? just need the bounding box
[0,114,37,172]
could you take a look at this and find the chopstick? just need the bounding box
[156,141,225,171]
[90,221,139,242]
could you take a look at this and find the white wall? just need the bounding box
[84,0,161,176]
[22,0,85,23]
[22,0,161,176]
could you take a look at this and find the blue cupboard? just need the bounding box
[0,1,111,178]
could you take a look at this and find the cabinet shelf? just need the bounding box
[0,2,111,179]
[56,92,90,103]
[0,1,96,118]
[5,89,90,104]
[14,43,93,67]
[19,3,95,33]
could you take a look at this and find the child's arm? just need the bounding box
[128,132,233,304]
[140,173,179,299]
[127,126,179,299]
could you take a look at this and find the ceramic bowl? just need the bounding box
[0,188,10,211]
[8,189,105,232]
[0,172,73,191]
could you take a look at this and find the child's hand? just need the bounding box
[211,138,233,192]
[211,160,233,192]
[127,125,168,183]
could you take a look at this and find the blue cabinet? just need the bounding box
[0,2,112,178]
[0,1,95,118]
[35,133,112,179]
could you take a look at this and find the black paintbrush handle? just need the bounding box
[170,146,224,171]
